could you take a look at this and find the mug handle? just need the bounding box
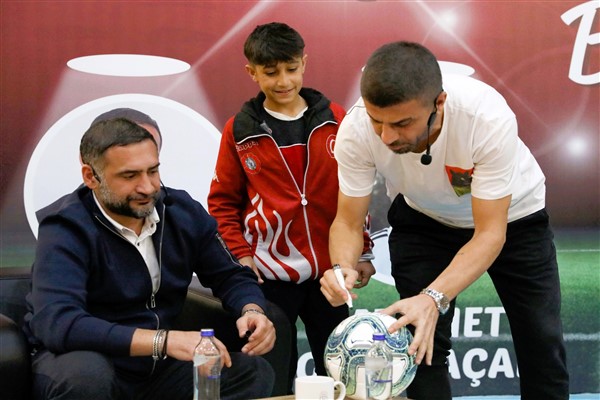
[333,380,346,400]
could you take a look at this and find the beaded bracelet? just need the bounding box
[161,330,169,360]
[242,308,265,317]
[152,329,167,361]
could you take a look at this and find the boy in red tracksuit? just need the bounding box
[208,22,374,392]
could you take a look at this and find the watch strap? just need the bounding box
[420,288,450,315]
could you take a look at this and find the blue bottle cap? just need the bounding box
[200,328,215,337]
[372,332,386,341]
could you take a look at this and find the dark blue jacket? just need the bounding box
[24,185,266,377]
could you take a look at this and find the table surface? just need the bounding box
[262,396,410,400]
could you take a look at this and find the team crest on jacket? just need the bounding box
[242,153,261,174]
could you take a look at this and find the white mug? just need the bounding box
[295,375,346,400]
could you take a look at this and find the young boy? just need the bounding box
[208,22,373,392]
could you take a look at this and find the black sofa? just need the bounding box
[0,266,292,400]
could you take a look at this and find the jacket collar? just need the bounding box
[234,88,334,143]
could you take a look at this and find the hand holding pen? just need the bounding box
[332,264,353,308]
[319,264,358,308]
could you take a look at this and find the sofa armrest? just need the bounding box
[0,267,31,328]
[0,313,31,400]
[175,288,245,349]
[175,287,293,396]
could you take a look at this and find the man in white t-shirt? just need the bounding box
[320,41,568,399]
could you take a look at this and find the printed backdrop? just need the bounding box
[1,1,598,395]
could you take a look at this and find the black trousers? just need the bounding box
[31,349,274,400]
[387,195,569,400]
[260,278,349,393]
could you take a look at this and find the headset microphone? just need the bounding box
[420,110,437,166]
[160,181,174,206]
[158,181,170,272]
[420,144,432,165]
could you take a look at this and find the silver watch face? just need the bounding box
[438,295,450,314]
[422,288,450,315]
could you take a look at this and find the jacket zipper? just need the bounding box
[302,121,332,278]
[95,214,162,374]
[255,119,335,278]
[95,215,162,313]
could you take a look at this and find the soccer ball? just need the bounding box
[324,312,417,400]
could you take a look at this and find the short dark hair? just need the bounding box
[80,118,156,173]
[244,22,305,66]
[360,41,442,107]
[90,108,162,145]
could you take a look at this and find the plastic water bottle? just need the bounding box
[193,329,221,400]
[365,332,392,400]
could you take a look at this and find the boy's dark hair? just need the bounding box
[80,118,156,172]
[361,41,442,108]
[244,22,305,66]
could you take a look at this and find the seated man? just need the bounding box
[24,117,276,400]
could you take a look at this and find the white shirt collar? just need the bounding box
[264,106,308,121]
[92,192,160,238]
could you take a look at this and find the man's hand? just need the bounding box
[380,293,439,366]
[354,261,375,288]
[238,255,263,284]
[320,267,359,307]
[237,306,275,356]
[161,330,233,367]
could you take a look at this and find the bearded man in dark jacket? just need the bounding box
[24,117,276,400]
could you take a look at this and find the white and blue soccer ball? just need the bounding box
[324,312,417,400]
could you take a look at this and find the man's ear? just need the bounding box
[435,91,447,110]
[82,164,98,189]
[245,64,257,81]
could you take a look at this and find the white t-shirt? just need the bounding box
[335,74,546,228]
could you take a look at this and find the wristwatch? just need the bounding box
[420,288,450,315]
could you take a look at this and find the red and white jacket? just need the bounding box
[208,88,371,283]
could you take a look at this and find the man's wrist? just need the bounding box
[152,329,168,361]
[358,250,375,262]
[420,288,450,315]
[241,307,265,317]
[331,263,353,270]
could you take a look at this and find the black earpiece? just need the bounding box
[161,181,174,206]
[89,166,102,183]
[427,110,437,128]
[420,110,436,166]
[421,91,442,166]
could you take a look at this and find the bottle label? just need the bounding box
[194,354,210,366]
[365,358,389,370]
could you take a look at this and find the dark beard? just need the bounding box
[391,147,411,155]
[98,183,159,219]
